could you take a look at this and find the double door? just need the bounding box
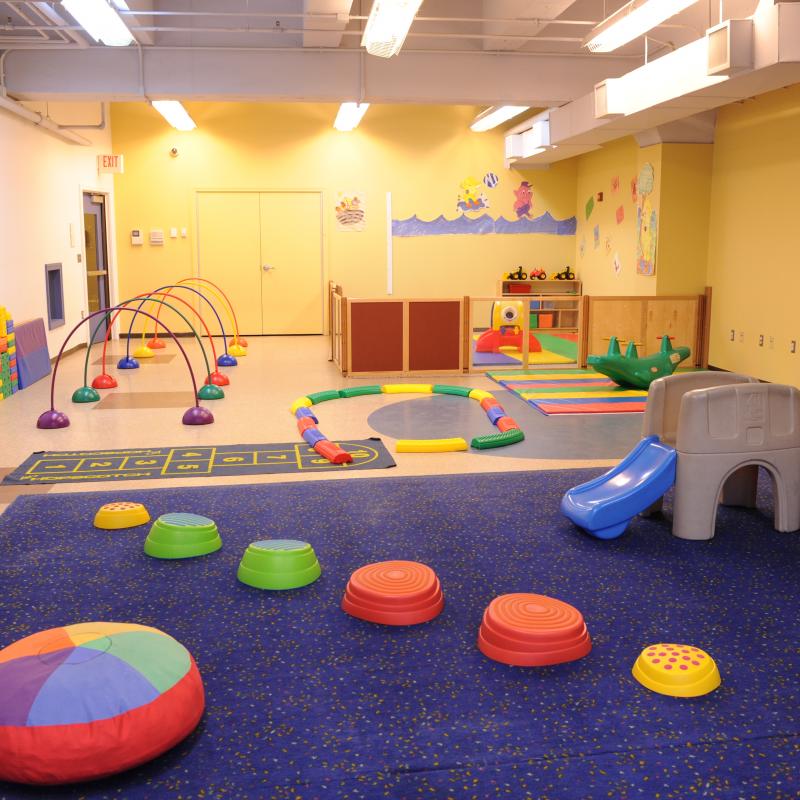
[197,191,323,334]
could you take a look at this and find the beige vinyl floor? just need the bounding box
[0,336,629,516]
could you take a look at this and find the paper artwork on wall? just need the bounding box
[631,177,638,203]
[616,205,625,224]
[392,211,577,237]
[593,224,600,249]
[613,252,622,276]
[605,236,612,256]
[513,181,534,218]
[611,176,619,193]
[579,236,586,259]
[585,195,595,220]
[636,163,657,275]
[483,172,499,188]
[457,176,489,213]
[335,192,366,231]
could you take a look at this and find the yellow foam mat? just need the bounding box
[396,438,468,453]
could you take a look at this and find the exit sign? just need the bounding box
[97,154,124,174]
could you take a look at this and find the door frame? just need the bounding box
[78,186,118,343]
[194,188,327,335]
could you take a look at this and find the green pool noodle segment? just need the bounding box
[432,384,474,397]
[307,389,342,404]
[338,385,383,398]
[471,429,526,449]
[237,539,321,590]
[144,513,223,559]
[587,335,691,390]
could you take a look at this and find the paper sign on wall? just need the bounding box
[97,154,124,174]
[335,192,366,231]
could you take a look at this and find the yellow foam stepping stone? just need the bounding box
[632,643,721,697]
[396,438,468,453]
[381,384,433,394]
[468,389,495,402]
[93,502,151,530]
[290,396,313,414]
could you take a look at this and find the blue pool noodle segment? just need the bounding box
[560,436,677,540]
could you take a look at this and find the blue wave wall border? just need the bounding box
[391,212,577,237]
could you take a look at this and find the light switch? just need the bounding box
[181,227,187,238]
[170,227,178,239]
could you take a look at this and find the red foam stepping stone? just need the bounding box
[342,560,444,625]
[478,593,591,666]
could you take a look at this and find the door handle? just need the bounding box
[262,264,277,272]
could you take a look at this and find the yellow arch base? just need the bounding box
[468,389,495,402]
[382,384,433,394]
[396,437,468,453]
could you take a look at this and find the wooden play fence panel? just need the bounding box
[327,283,711,376]
[579,289,711,368]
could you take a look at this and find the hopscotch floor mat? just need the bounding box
[489,369,647,415]
[2,440,396,485]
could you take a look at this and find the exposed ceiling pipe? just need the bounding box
[1,22,587,43]
[0,90,91,144]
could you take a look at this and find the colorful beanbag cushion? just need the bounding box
[0,622,204,785]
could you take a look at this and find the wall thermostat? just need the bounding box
[131,229,143,246]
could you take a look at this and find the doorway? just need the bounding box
[196,191,324,335]
[82,193,111,339]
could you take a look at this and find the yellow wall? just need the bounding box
[707,84,800,384]
[573,137,660,297]
[657,143,713,296]
[110,102,577,316]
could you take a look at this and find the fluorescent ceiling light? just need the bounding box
[361,0,423,58]
[334,102,370,131]
[584,0,698,53]
[470,105,530,132]
[62,0,134,46]
[151,100,197,131]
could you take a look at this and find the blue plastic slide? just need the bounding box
[561,435,677,539]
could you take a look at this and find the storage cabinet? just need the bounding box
[497,279,581,296]
[497,280,582,334]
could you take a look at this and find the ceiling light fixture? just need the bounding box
[61,0,134,46]
[361,0,423,58]
[334,102,370,131]
[584,0,698,53]
[470,105,530,132]
[151,101,197,131]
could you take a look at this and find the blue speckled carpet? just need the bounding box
[1,471,799,800]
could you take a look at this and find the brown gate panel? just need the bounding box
[350,302,404,372]
[408,301,461,371]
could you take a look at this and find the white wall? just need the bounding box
[0,102,116,355]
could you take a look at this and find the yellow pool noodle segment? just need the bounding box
[382,384,433,394]
[290,396,313,414]
[396,438,468,453]
[469,389,495,402]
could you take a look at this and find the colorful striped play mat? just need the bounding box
[488,369,647,415]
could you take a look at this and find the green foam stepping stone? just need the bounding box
[432,385,474,397]
[144,513,222,559]
[338,385,383,398]
[237,539,321,590]
[471,429,525,449]
[307,390,341,404]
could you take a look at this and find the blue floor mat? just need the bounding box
[0,470,798,799]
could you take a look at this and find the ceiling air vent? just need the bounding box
[707,19,753,76]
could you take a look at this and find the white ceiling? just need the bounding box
[0,0,761,104]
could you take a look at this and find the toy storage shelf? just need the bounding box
[498,279,581,296]
[526,294,581,333]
